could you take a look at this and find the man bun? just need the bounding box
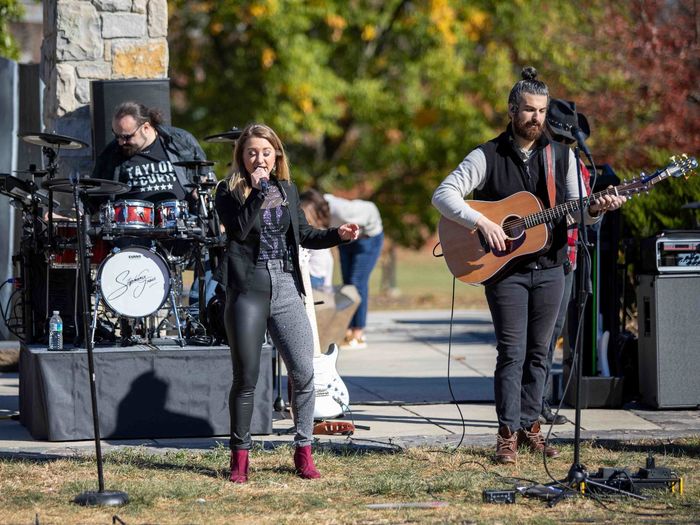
[521,66,538,81]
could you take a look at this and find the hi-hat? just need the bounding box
[19,132,88,150]
[173,159,216,169]
[204,128,242,143]
[42,178,129,195]
[184,180,218,189]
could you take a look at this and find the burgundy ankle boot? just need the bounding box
[229,449,249,483]
[294,445,321,479]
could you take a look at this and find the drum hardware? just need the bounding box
[18,131,88,150]
[171,157,220,330]
[203,127,242,143]
[18,133,91,331]
[42,177,130,196]
[172,159,216,169]
[90,246,185,347]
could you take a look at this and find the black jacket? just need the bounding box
[213,178,344,295]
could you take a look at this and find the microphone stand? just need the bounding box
[548,148,642,505]
[70,172,129,507]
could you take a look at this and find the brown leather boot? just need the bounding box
[518,421,560,458]
[495,425,518,464]
[294,445,321,479]
[229,449,249,483]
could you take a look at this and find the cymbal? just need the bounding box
[204,128,242,143]
[173,159,216,168]
[184,180,218,189]
[14,169,49,177]
[19,132,88,150]
[42,178,130,196]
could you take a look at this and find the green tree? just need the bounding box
[0,0,24,60]
[168,0,608,250]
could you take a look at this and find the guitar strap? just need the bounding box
[543,143,557,207]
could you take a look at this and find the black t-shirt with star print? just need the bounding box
[117,136,187,202]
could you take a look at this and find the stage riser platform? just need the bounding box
[19,343,273,441]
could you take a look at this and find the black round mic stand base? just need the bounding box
[74,490,129,507]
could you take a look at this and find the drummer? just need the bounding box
[91,101,213,345]
[92,101,212,212]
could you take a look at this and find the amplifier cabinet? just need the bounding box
[637,274,700,408]
[640,231,700,274]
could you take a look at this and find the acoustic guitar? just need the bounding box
[438,155,698,285]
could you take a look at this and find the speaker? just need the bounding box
[90,79,171,159]
[637,273,700,408]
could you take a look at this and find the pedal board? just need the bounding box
[584,465,683,495]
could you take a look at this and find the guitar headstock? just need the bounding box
[617,155,698,198]
[668,154,698,179]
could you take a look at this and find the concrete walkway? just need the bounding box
[1,310,699,456]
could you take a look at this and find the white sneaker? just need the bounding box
[339,337,367,350]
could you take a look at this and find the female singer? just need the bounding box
[215,123,359,482]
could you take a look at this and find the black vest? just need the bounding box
[475,128,571,270]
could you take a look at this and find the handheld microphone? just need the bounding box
[260,178,269,194]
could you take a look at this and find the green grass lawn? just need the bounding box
[2,440,699,524]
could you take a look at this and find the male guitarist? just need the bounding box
[432,67,626,464]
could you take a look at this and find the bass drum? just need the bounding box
[96,247,171,318]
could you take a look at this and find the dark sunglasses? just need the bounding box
[113,122,145,142]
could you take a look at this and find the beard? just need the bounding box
[513,117,543,142]
[119,143,139,157]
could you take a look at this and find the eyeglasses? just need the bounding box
[113,122,145,142]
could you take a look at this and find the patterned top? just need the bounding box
[258,185,289,261]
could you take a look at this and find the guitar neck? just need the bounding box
[526,161,688,229]
[299,249,323,357]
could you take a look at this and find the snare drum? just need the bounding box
[101,200,154,230]
[155,200,189,228]
[96,247,171,318]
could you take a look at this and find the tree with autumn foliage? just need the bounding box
[168,0,699,294]
[168,0,614,249]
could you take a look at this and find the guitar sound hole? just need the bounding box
[492,216,526,256]
[503,216,525,239]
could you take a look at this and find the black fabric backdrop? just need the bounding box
[19,343,273,441]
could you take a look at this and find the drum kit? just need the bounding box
[1,127,242,348]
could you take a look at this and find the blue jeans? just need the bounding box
[485,266,565,431]
[338,232,384,330]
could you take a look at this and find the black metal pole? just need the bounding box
[70,175,128,507]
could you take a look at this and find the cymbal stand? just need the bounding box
[42,146,59,253]
[186,168,210,329]
[69,171,128,507]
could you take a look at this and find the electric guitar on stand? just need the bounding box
[438,155,698,285]
[299,249,351,420]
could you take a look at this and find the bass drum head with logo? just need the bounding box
[97,247,170,318]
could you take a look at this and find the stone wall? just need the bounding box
[41,0,168,175]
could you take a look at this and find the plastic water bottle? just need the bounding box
[48,311,63,351]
